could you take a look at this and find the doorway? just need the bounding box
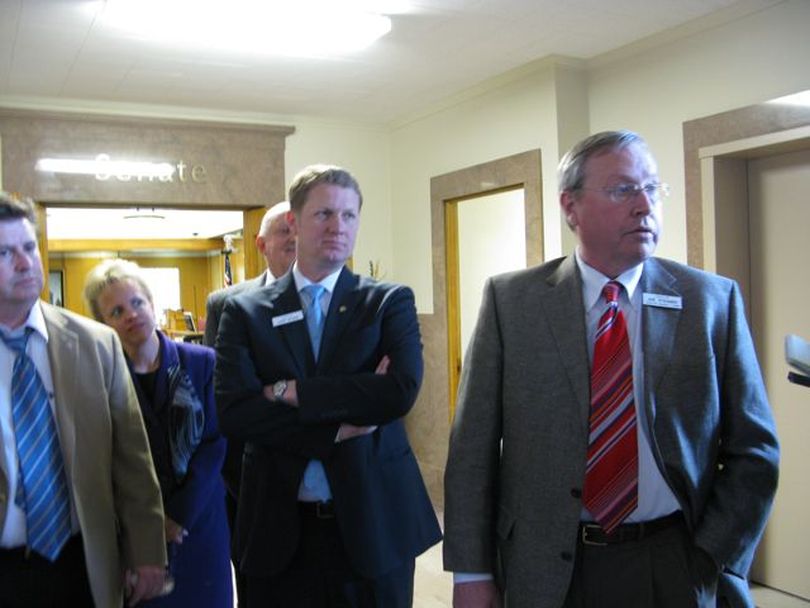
[40,205,246,325]
[430,149,543,420]
[699,132,810,600]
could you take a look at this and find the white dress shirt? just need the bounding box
[0,301,79,548]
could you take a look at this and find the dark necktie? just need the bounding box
[2,328,71,560]
[582,281,638,533]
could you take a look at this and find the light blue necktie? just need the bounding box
[2,329,71,561]
[303,284,326,360]
[299,284,332,502]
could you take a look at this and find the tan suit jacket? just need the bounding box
[0,302,166,607]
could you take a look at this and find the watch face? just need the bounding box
[274,381,286,398]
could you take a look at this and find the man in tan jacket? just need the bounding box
[0,192,167,607]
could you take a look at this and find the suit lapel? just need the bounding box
[639,259,680,421]
[41,304,79,483]
[317,268,360,372]
[539,257,592,434]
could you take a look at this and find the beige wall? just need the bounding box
[587,0,810,263]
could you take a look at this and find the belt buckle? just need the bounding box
[581,524,608,546]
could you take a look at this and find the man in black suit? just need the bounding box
[214,165,441,608]
[205,200,295,606]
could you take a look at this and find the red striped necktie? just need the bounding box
[582,281,638,533]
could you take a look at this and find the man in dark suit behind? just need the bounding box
[205,199,294,606]
[215,164,441,607]
[444,131,779,608]
[205,200,295,347]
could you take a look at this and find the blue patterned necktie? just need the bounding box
[2,328,71,561]
[303,284,326,360]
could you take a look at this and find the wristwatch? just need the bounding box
[272,379,288,400]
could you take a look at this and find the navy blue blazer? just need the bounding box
[214,267,441,579]
[129,332,231,607]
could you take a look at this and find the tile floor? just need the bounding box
[412,537,810,608]
[230,529,810,607]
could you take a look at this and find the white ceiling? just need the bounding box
[0,0,777,241]
[0,0,770,125]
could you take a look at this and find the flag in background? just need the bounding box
[224,252,233,287]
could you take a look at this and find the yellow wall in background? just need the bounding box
[50,254,218,325]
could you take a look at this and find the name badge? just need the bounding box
[271,310,304,327]
[642,293,682,310]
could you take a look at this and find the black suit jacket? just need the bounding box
[204,271,269,497]
[214,267,441,579]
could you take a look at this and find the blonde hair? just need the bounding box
[83,259,153,321]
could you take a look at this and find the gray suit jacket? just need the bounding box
[0,303,166,607]
[443,256,779,608]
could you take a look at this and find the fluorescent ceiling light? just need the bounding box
[767,90,810,108]
[36,155,175,179]
[92,0,397,57]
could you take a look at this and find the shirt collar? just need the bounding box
[574,248,643,312]
[291,263,342,295]
[0,300,49,342]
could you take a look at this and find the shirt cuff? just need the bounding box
[453,572,494,584]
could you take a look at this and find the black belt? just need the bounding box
[579,512,683,546]
[298,501,336,519]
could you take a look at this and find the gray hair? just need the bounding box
[557,130,649,194]
[288,164,363,213]
[83,259,153,322]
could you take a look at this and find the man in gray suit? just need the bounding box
[443,131,779,608]
[204,199,294,606]
[0,192,167,607]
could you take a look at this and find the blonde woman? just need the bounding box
[84,259,232,607]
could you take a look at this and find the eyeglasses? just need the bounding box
[575,182,670,204]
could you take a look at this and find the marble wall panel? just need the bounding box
[0,109,293,208]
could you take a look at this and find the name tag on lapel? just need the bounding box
[271,310,305,327]
[642,292,682,310]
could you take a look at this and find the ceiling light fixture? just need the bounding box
[767,90,810,108]
[92,0,398,57]
[123,207,167,221]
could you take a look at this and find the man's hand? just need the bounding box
[453,580,502,608]
[165,517,186,544]
[125,565,167,606]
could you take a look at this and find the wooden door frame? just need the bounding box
[430,149,543,420]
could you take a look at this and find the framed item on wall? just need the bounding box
[49,270,64,307]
